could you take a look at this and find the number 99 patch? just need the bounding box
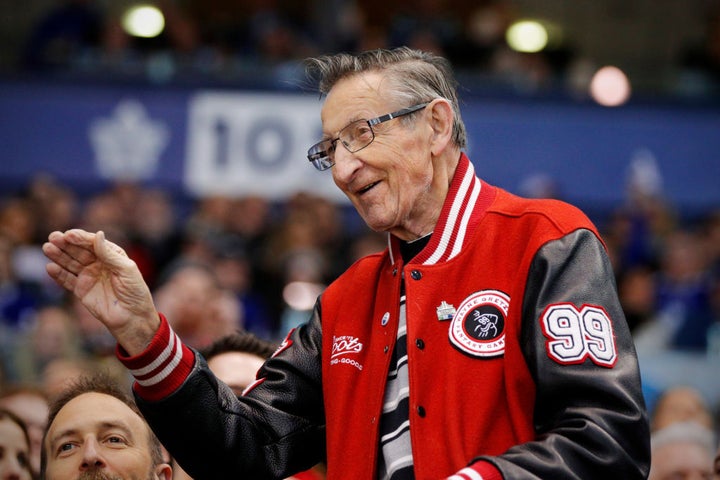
[541,303,617,368]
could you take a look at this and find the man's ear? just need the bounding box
[427,99,454,156]
[155,463,174,480]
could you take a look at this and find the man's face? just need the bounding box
[322,72,439,240]
[207,351,265,395]
[43,393,158,480]
[650,441,713,480]
[0,417,33,479]
[0,392,49,474]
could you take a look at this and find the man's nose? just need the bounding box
[331,146,362,183]
[4,455,27,479]
[80,437,106,469]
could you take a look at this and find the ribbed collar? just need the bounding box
[388,153,495,266]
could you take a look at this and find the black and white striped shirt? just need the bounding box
[377,235,430,479]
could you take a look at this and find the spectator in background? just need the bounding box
[24,175,79,238]
[128,188,182,290]
[387,0,462,58]
[604,152,676,276]
[678,6,720,94]
[650,386,715,433]
[11,304,83,386]
[617,265,657,333]
[648,421,715,480]
[78,189,130,251]
[347,229,387,264]
[210,242,274,341]
[22,0,104,71]
[153,260,240,349]
[0,387,48,478]
[0,201,46,334]
[0,234,40,377]
[455,2,514,70]
[40,373,172,480]
[39,357,98,399]
[70,296,116,359]
[0,408,33,480]
[199,329,277,395]
[631,228,716,353]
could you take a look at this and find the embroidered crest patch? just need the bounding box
[449,290,508,358]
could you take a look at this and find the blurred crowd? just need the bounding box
[17,0,569,84]
[0,172,719,478]
[0,169,718,389]
[0,175,388,387]
[9,0,720,96]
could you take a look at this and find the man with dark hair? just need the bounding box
[199,330,278,395]
[40,373,172,480]
[43,47,650,479]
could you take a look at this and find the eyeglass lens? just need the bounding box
[307,102,427,171]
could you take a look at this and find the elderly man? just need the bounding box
[42,47,650,479]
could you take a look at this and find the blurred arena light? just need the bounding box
[283,281,325,311]
[121,4,165,38]
[506,20,548,53]
[590,66,632,106]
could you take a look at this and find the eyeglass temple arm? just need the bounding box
[368,103,429,126]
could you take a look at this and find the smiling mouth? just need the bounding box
[358,181,379,195]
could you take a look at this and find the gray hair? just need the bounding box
[306,47,467,150]
[650,421,717,456]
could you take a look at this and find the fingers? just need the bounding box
[93,231,135,272]
[43,232,97,277]
[45,261,78,292]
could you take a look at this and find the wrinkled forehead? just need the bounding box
[47,392,147,440]
[321,72,394,130]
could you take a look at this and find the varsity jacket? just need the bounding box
[121,154,650,479]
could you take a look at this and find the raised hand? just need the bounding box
[43,229,160,355]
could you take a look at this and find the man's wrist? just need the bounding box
[116,313,195,401]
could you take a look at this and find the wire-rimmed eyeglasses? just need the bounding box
[307,102,429,171]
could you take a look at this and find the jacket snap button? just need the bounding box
[410,270,422,280]
[417,406,426,417]
[415,338,425,349]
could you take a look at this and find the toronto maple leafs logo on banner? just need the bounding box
[89,99,169,180]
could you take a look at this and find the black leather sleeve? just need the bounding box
[486,228,651,479]
[136,303,326,480]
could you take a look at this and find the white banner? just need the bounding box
[185,91,346,202]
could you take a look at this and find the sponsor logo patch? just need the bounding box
[449,290,508,358]
[330,335,364,371]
